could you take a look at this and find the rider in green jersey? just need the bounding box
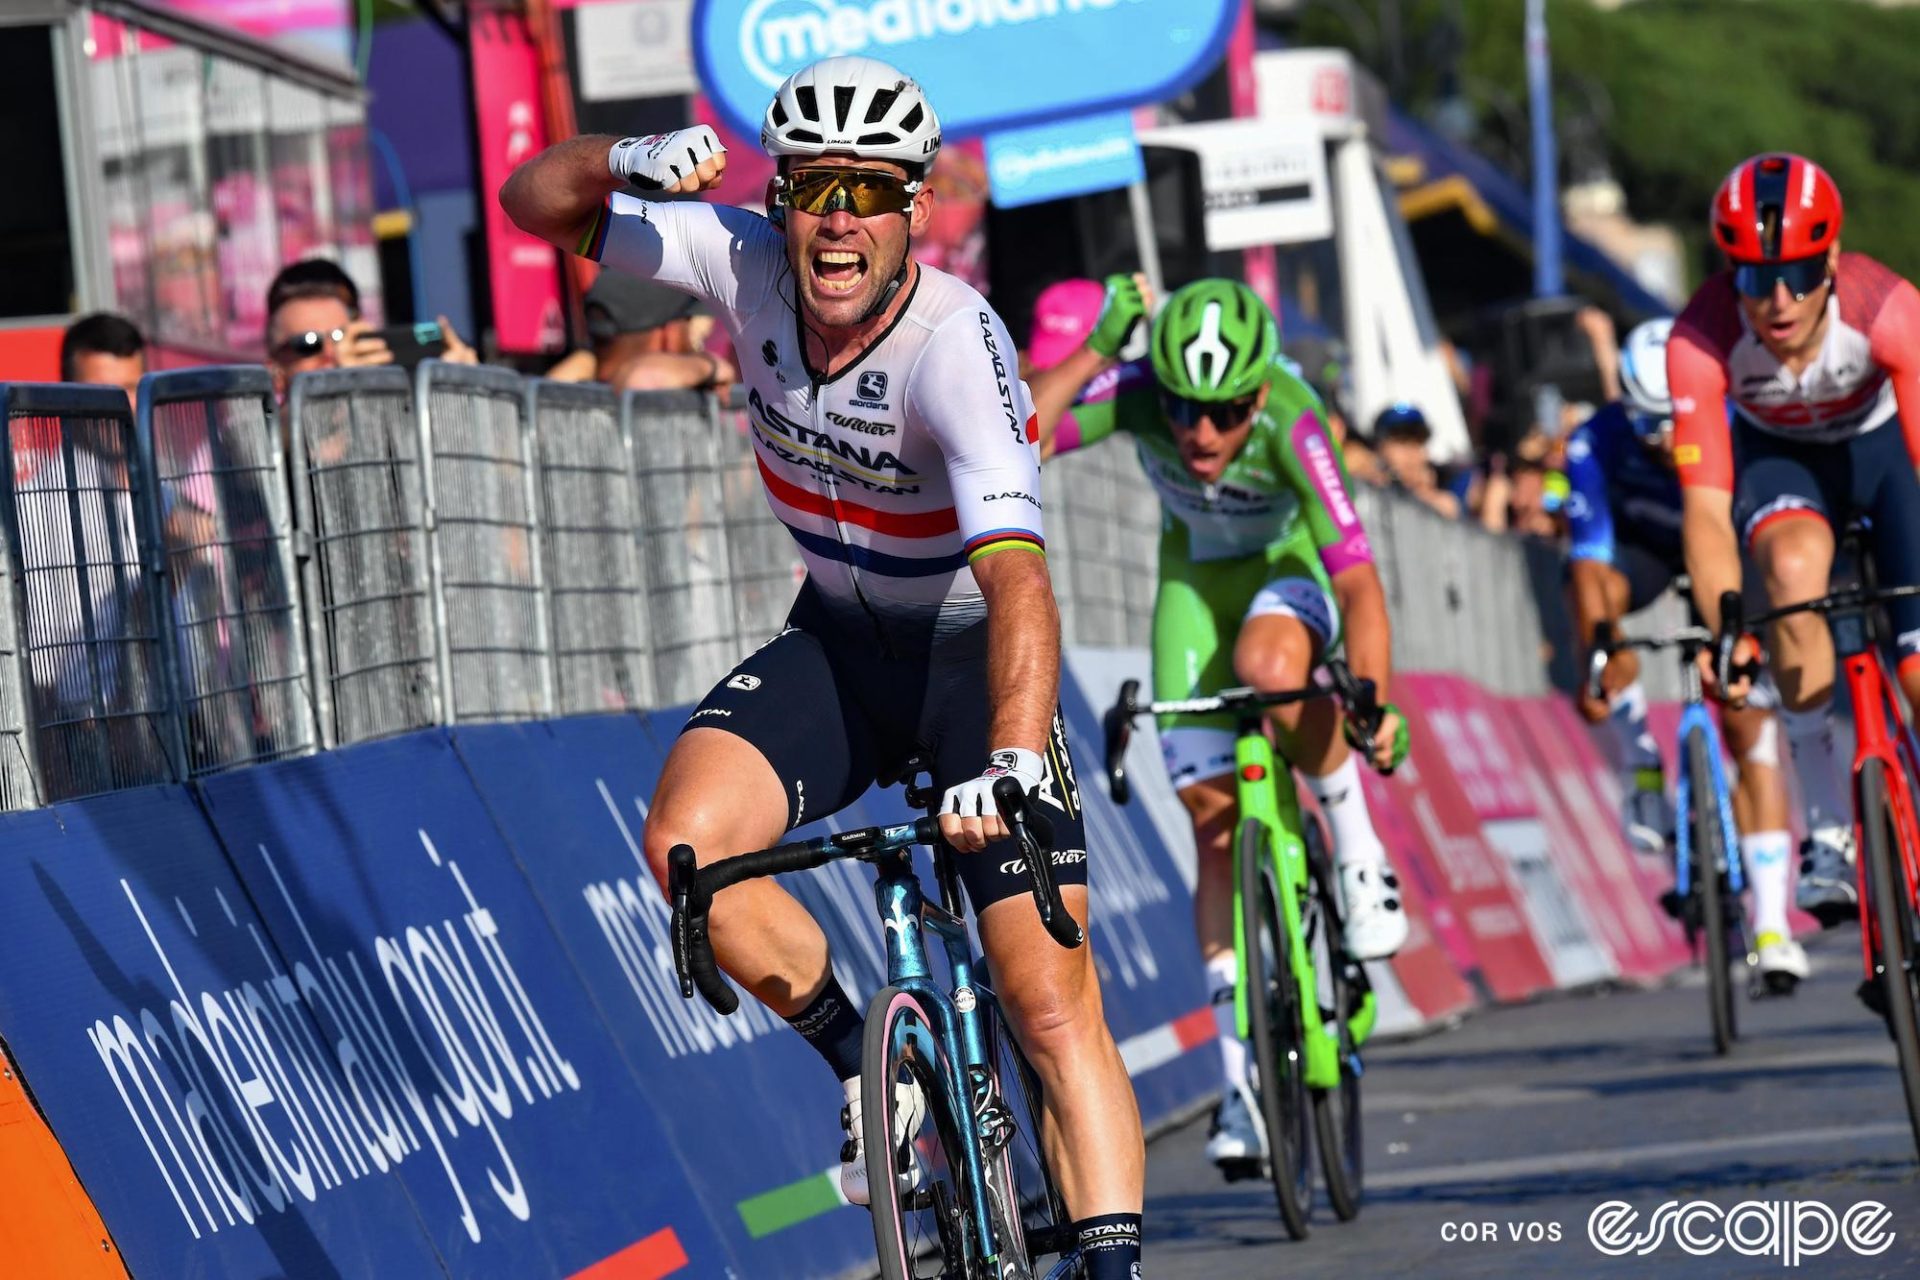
[1033,277,1410,1174]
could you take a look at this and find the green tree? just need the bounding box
[1293,0,1920,284]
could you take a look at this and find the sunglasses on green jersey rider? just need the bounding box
[1158,388,1262,431]
[774,167,917,219]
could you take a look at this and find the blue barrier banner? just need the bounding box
[0,787,445,1279]
[196,734,732,1278]
[1056,658,1215,1122]
[692,0,1240,142]
[455,711,888,1271]
[985,110,1144,209]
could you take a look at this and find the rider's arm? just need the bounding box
[1028,346,1116,460]
[911,310,1057,756]
[1034,360,1153,461]
[1668,317,1740,632]
[500,134,629,251]
[1029,274,1150,460]
[502,131,766,311]
[1867,276,1920,470]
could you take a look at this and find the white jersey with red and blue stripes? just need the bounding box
[586,194,1043,638]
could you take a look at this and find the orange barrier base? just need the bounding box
[0,1038,125,1278]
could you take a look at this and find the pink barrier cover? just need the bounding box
[1299,780,1478,1022]
[1507,698,1691,978]
[1356,773,1480,1019]
[1385,679,1555,1001]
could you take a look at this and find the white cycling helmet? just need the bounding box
[1619,317,1675,419]
[761,56,942,181]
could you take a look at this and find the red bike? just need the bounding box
[1718,522,1920,1159]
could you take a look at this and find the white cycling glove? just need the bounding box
[942,748,1046,820]
[609,127,725,190]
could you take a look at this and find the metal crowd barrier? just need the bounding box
[626,388,741,706]
[0,384,174,804]
[417,362,553,722]
[527,379,652,713]
[287,366,439,747]
[137,367,315,775]
[0,364,1620,808]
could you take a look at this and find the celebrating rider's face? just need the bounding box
[780,156,927,328]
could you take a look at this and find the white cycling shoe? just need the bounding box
[1796,826,1858,928]
[839,1080,927,1207]
[1340,862,1409,961]
[1755,931,1810,995]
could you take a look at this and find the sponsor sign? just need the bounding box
[576,0,699,101]
[1138,120,1332,249]
[985,111,1143,209]
[691,0,1240,142]
[471,11,566,354]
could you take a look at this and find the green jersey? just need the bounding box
[1053,358,1377,734]
[1053,359,1374,572]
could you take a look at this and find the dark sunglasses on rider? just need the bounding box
[271,327,348,362]
[1160,389,1260,430]
[1732,254,1830,302]
[776,167,915,218]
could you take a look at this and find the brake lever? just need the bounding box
[1587,619,1616,702]
[993,777,1083,950]
[1103,679,1140,806]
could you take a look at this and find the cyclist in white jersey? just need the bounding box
[503,56,1146,1276]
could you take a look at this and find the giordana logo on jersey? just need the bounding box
[856,370,889,403]
[694,0,1240,142]
[978,311,1023,444]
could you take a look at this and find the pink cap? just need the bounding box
[1027,278,1107,370]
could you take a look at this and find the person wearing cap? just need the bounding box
[548,270,735,392]
[502,56,1146,1273]
[1371,402,1460,519]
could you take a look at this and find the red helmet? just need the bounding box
[1711,153,1843,263]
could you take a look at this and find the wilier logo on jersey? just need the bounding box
[854,371,889,406]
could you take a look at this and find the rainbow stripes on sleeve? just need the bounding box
[964,529,1045,564]
[577,199,612,261]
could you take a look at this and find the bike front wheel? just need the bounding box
[1860,758,1920,1159]
[864,986,977,1279]
[1686,727,1738,1056]
[1239,818,1313,1239]
[1305,818,1365,1221]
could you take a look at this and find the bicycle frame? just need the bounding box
[1673,697,1745,904]
[1230,718,1377,1092]
[1836,625,1920,984]
[867,846,1012,1269]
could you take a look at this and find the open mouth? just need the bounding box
[812,249,868,295]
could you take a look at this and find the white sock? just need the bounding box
[1306,755,1389,870]
[1742,829,1793,938]
[1780,703,1851,834]
[1206,952,1248,1088]
[1610,681,1662,775]
[841,1074,861,1107]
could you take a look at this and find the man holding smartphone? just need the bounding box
[263,258,478,401]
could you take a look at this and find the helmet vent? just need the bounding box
[770,101,788,128]
[1810,220,1830,242]
[900,103,925,132]
[833,85,856,132]
[857,132,900,147]
[866,88,898,123]
[788,128,822,144]
[794,85,819,122]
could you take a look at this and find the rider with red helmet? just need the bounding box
[1670,152,1920,924]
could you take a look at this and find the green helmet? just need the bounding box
[1150,279,1280,401]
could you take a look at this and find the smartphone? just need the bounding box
[376,321,447,369]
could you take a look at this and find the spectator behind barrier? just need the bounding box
[545,270,734,393]
[61,313,145,411]
[264,258,476,402]
[1372,402,1460,519]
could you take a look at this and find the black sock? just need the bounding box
[1074,1212,1142,1279]
[783,973,864,1081]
